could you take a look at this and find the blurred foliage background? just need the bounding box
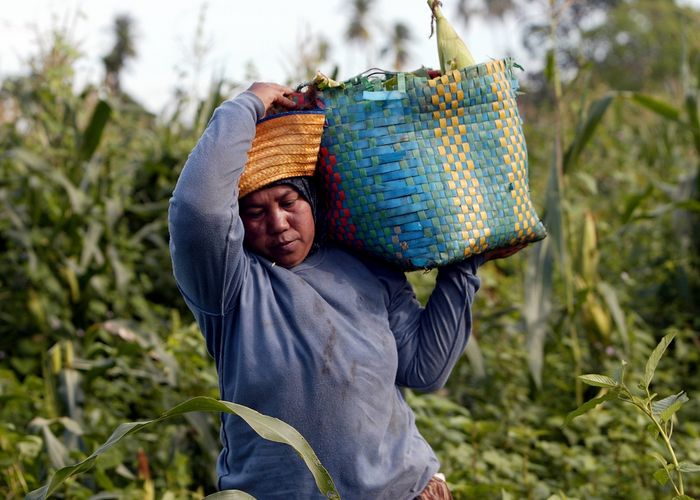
[1,0,699,498]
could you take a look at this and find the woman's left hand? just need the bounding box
[247,82,296,113]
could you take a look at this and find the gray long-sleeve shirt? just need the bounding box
[168,91,483,499]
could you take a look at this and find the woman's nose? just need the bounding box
[268,208,289,233]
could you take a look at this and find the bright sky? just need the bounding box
[0,0,531,113]
[7,0,698,115]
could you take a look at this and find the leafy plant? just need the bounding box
[2,2,700,498]
[566,332,699,499]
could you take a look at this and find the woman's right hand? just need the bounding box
[247,82,296,114]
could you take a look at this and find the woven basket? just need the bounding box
[316,58,546,269]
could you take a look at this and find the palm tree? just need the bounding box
[345,0,374,47]
[455,0,517,23]
[345,0,378,68]
[102,14,137,95]
[381,22,414,70]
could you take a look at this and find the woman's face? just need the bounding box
[240,184,315,268]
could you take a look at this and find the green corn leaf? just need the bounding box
[652,391,689,422]
[629,93,681,122]
[678,462,700,473]
[684,92,700,154]
[596,282,630,355]
[78,221,104,274]
[428,0,476,72]
[464,334,486,378]
[578,374,618,388]
[26,397,339,500]
[580,212,598,285]
[563,93,614,172]
[674,199,700,213]
[523,236,553,388]
[564,391,618,426]
[57,416,83,436]
[544,49,556,86]
[80,100,112,161]
[38,421,70,469]
[642,332,676,392]
[205,491,256,500]
[621,185,654,224]
[9,149,86,213]
[523,140,559,388]
[107,245,131,292]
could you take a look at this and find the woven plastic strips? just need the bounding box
[318,58,546,270]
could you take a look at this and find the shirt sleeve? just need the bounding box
[382,256,484,392]
[168,91,265,315]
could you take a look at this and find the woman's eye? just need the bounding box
[243,210,264,219]
[281,199,296,209]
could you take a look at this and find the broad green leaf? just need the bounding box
[501,488,514,500]
[678,462,700,473]
[653,468,670,486]
[652,391,689,422]
[578,374,618,388]
[26,397,339,500]
[80,100,112,161]
[646,422,660,439]
[564,391,618,426]
[563,94,614,172]
[205,491,256,500]
[642,332,676,392]
[648,451,669,468]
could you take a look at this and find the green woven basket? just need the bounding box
[317,58,546,270]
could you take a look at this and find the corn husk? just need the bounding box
[427,0,476,72]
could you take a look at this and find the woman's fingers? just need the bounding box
[247,82,296,112]
[483,243,528,261]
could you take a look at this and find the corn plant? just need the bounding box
[26,397,340,500]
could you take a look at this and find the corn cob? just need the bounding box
[427,0,476,72]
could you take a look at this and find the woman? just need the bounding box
[169,82,514,499]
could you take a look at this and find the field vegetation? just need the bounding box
[1,0,699,498]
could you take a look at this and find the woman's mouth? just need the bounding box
[274,240,297,252]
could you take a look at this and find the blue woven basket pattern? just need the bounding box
[318,58,546,269]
